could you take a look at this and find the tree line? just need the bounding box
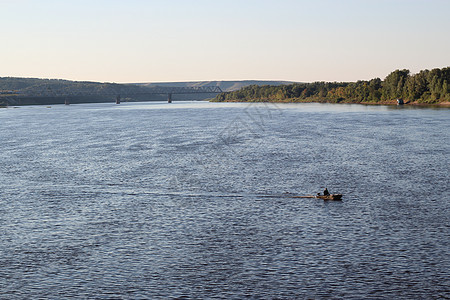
[0,77,167,105]
[213,67,450,104]
[0,77,143,95]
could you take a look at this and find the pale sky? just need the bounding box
[1,0,449,83]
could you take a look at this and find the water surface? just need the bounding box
[0,101,449,299]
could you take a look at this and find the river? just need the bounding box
[0,101,449,298]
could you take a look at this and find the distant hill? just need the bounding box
[133,80,295,92]
[0,77,297,105]
[0,77,125,93]
[0,77,295,94]
[0,77,164,105]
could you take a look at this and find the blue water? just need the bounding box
[0,102,449,299]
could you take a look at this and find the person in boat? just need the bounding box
[323,188,330,196]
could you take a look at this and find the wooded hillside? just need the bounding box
[213,67,450,104]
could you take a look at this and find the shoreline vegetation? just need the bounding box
[212,67,450,106]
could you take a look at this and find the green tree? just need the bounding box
[382,69,410,100]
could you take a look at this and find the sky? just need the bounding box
[1,0,449,83]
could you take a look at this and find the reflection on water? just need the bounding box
[0,101,449,298]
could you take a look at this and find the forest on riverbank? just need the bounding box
[213,67,450,105]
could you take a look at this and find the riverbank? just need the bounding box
[212,67,450,106]
[211,98,450,107]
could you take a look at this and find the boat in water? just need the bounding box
[288,193,343,201]
[315,194,342,200]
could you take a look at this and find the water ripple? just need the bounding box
[0,102,449,298]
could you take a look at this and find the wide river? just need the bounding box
[0,101,449,299]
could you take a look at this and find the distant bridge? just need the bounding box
[0,86,223,106]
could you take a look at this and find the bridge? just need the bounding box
[0,85,223,106]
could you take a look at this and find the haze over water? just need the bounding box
[0,101,449,298]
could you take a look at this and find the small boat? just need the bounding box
[316,194,342,200]
[288,193,343,200]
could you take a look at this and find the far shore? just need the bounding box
[2,99,449,108]
[210,99,450,107]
